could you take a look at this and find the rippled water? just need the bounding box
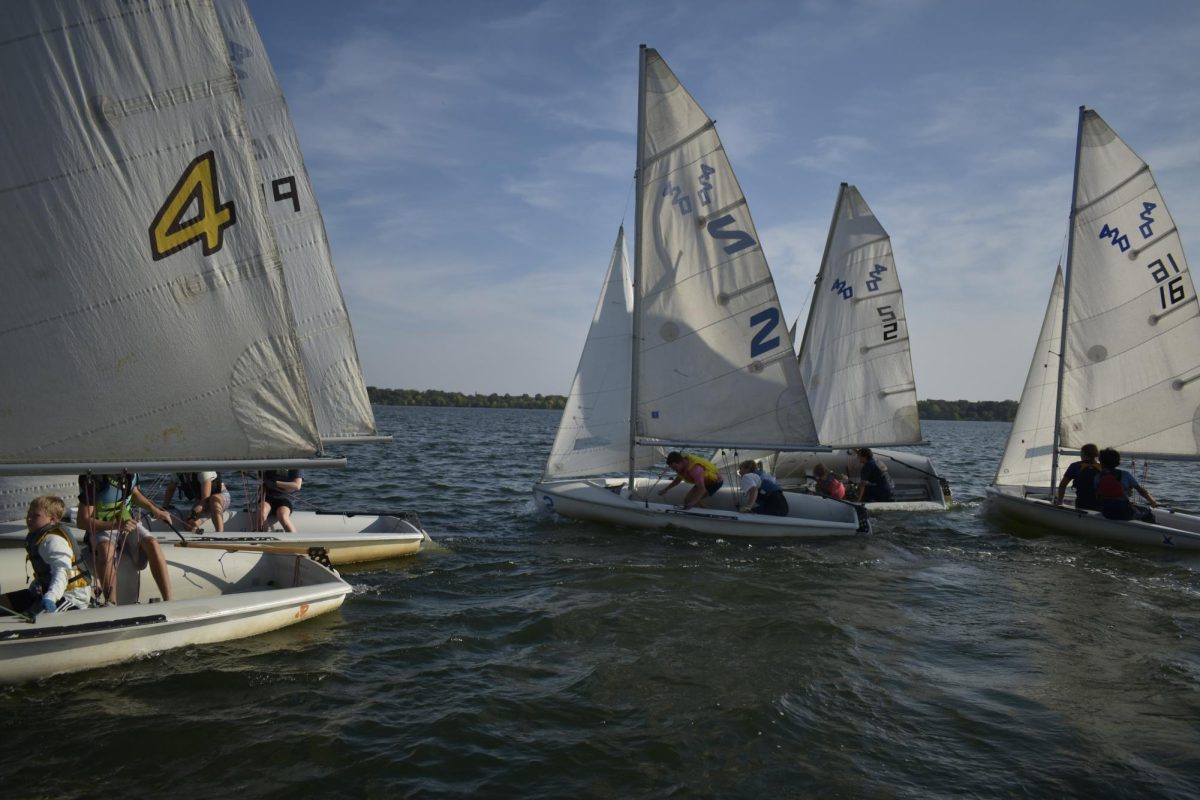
[3,408,1199,798]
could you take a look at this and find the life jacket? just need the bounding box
[817,474,845,500]
[756,470,782,494]
[683,455,721,486]
[176,472,223,502]
[81,474,135,523]
[1071,462,1100,506]
[863,459,895,498]
[25,522,90,593]
[1096,468,1129,500]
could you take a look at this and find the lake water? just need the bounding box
[3,407,1199,798]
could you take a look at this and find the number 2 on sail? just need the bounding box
[149,151,237,261]
[749,307,781,358]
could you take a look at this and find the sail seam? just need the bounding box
[1075,164,1150,215]
[643,121,716,168]
[94,77,240,123]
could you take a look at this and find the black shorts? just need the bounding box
[755,490,789,516]
[266,496,295,513]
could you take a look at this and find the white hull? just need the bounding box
[0,509,428,566]
[533,477,869,539]
[0,545,350,684]
[984,485,1200,551]
[771,448,950,512]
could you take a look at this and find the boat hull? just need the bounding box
[770,448,950,512]
[533,478,869,539]
[984,485,1200,550]
[0,509,427,566]
[0,546,351,683]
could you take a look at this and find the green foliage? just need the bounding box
[367,387,566,410]
[917,399,1018,422]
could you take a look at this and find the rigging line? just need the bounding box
[878,453,943,481]
[620,171,635,228]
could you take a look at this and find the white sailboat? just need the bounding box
[0,0,351,681]
[533,47,868,539]
[986,107,1200,550]
[772,184,950,511]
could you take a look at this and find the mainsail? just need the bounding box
[798,184,921,447]
[1058,109,1200,459]
[0,1,323,472]
[544,228,654,479]
[633,47,818,450]
[995,268,1064,488]
[214,0,380,445]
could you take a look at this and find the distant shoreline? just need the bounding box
[367,388,1017,421]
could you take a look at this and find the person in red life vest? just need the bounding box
[1054,443,1102,510]
[1094,447,1158,522]
[812,463,846,500]
[658,451,723,510]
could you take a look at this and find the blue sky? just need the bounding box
[248,0,1200,401]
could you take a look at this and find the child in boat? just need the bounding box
[737,460,789,516]
[0,496,92,615]
[855,448,895,502]
[1054,443,1101,510]
[258,470,303,532]
[812,463,846,500]
[658,452,723,510]
[77,473,174,604]
[1095,448,1159,522]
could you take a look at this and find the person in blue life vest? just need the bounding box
[1054,443,1102,510]
[1094,447,1159,522]
[77,473,174,604]
[658,452,724,510]
[257,469,303,532]
[737,460,789,516]
[1,495,92,615]
[855,448,894,503]
[163,471,230,532]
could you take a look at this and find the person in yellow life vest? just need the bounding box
[658,451,724,510]
[0,495,92,615]
[77,473,174,604]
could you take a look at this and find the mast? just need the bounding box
[797,182,847,364]
[628,45,649,490]
[1050,106,1087,494]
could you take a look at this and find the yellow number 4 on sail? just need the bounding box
[149,150,237,260]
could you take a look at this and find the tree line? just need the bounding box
[368,387,1017,421]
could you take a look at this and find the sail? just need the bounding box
[214,0,379,445]
[1059,109,1200,458]
[633,48,818,450]
[798,184,921,447]
[0,1,322,471]
[544,228,654,479]
[995,269,1065,487]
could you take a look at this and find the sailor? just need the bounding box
[855,448,895,503]
[0,496,92,615]
[77,473,174,604]
[163,471,229,532]
[1094,448,1158,522]
[658,451,724,510]
[812,463,847,500]
[738,460,789,516]
[1054,443,1101,510]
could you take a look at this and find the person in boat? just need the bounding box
[77,473,174,604]
[812,463,846,500]
[855,448,895,503]
[0,495,92,616]
[257,469,303,532]
[737,460,788,516]
[162,471,230,533]
[1054,443,1102,511]
[1094,448,1159,522]
[658,452,723,510]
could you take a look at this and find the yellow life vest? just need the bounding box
[26,523,90,592]
[682,455,720,485]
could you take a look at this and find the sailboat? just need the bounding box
[771,184,950,511]
[0,0,352,681]
[0,0,429,565]
[986,107,1200,550]
[532,47,868,539]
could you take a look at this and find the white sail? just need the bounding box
[544,228,654,479]
[995,268,1064,487]
[213,0,379,445]
[0,1,322,471]
[798,184,921,447]
[1059,109,1200,458]
[634,48,818,450]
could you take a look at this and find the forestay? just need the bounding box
[634,48,817,450]
[544,228,655,479]
[214,0,379,445]
[798,184,920,447]
[1059,110,1200,458]
[994,269,1064,488]
[0,1,321,470]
